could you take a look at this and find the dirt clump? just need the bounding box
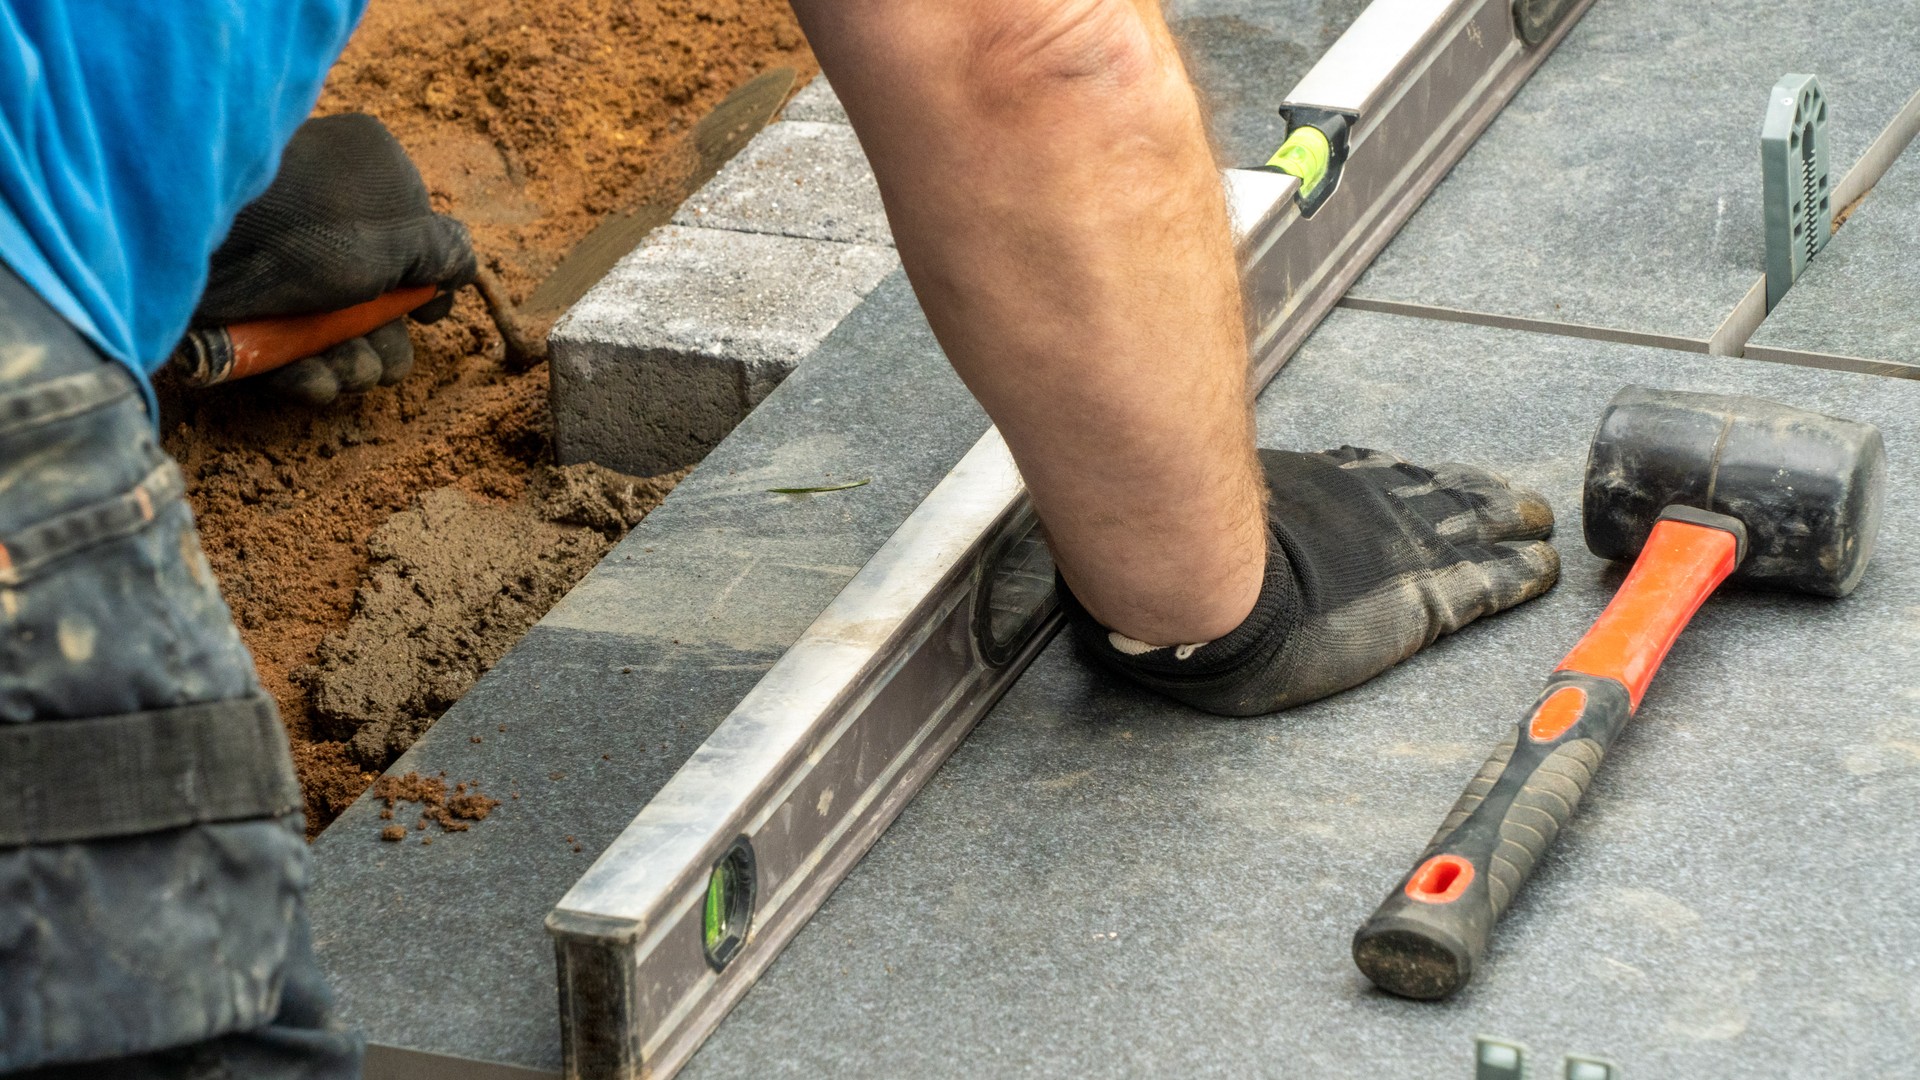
[307,465,682,768]
[162,0,816,837]
[373,771,503,841]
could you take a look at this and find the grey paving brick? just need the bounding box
[781,75,848,126]
[1748,142,1920,371]
[548,0,1346,479]
[548,225,896,476]
[686,309,1920,1079]
[672,120,892,247]
[1348,0,1920,343]
[310,274,990,1073]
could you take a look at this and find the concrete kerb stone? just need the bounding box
[550,76,896,475]
[549,225,895,476]
[781,74,851,126]
[673,120,892,246]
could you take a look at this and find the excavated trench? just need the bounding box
[159,0,817,835]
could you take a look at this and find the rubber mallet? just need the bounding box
[1352,385,1887,1000]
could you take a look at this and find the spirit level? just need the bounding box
[547,1,1595,1075]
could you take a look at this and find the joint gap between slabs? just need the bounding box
[1335,296,1711,354]
[1716,89,1920,358]
[1738,343,1920,382]
[675,220,895,251]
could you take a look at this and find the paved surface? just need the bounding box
[310,2,1920,1076]
[672,120,892,247]
[1348,0,1920,345]
[1749,140,1920,371]
[311,3,1362,1070]
[685,311,1920,1077]
[548,80,897,478]
[310,275,988,1073]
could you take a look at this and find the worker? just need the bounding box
[795,1,1559,714]
[0,7,469,1078]
[0,1,1557,1075]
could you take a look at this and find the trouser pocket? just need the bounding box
[0,266,352,1076]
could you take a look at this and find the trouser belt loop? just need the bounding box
[0,695,301,847]
[0,367,135,440]
[0,459,185,587]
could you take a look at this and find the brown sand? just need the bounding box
[161,0,815,836]
[373,770,504,842]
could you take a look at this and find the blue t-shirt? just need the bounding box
[0,1,366,399]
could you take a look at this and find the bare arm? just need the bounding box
[787,0,1266,645]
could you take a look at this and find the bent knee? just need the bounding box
[965,0,1162,100]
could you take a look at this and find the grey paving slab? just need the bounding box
[1748,142,1920,371]
[1348,0,1920,344]
[548,225,896,476]
[309,272,991,1074]
[686,310,1920,1078]
[672,120,892,246]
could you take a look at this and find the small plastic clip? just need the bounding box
[1475,1035,1528,1080]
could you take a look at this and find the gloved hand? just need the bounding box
[1064,446,1560,716]
[192,112,476,404]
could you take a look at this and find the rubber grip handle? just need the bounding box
[1352,673,1632,1000]
[173,284,441,387]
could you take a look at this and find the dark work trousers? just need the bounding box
[0,265,362,1079]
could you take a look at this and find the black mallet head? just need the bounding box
[1583,386,1886,597]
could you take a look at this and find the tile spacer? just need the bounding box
[1564,1053,1623,1079]
[1762,73,1832,311]
[1476,1035,1530,1079]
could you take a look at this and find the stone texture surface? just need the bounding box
[780,75,848,126]
[672,120,892,246]
[548,225,896,476]
[685,310,1920,1079]
[309,274,990,1073]
[1748,142,1920,370]
[1348,0,1920,343]
[311,5,1920,1075]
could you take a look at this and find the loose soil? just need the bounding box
[159,0,816,837]
[373,770,504,844]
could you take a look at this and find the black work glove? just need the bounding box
[1064,447,1560,716]
[193,112,477,404]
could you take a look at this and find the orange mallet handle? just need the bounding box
[1350,505,1747,1000]
[172,284,439,387]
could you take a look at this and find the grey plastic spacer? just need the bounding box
[1476,1035,1529,1080]
[1761,73,1832,311]
[1563,1053,1622,1080]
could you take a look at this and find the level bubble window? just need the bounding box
[702,837,756,971]
[973,512,1058,667]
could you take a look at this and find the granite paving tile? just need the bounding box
[1348,0,1920,344]
[687,309,1920,1078]
[309,273,988,1072]
[1748,141,1920,371]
